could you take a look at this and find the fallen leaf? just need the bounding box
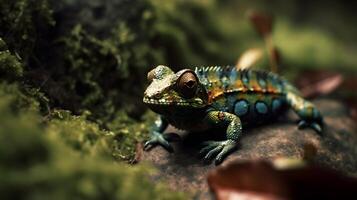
[247,11,273,37]
[295,71,343,98]
[208,160,357,200]
[208,161,290,200]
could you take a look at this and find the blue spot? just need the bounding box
[234,100,249,116]
[255,102,268,114]
[272,99,282,113]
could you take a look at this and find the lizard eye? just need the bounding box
[177,71,198,99]
[147,70,155,82]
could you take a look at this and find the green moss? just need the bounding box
[0,83,39,113]
[106,110,153,161]
[45,108,152,162]
[0,38,23,81]
[0,84,186,200]
[46,109,115,159]
[0,85,46,170]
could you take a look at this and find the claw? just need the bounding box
[200,140,237,165]
[204,146,223,163]
[143,131,174,153]
[215,144,236,165]
[297,120,323,134]
[143,140,157,151]
[199,145,214,157]
[298,120,308,129]
[311,122,322,134]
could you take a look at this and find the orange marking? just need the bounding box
[208,88,224,103]
[249,74,262,92]
[234,79,244,89]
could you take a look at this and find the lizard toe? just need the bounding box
[214,140,237,165]
[203,146,223,163]
[200,140,237,165]
[144,131,174,152]
[143,140,158,151]
[298,120,323,134]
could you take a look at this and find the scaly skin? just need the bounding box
[143,65,323,165]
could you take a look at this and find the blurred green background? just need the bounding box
[0,0,356,199]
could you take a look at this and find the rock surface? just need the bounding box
[142,99,357,198]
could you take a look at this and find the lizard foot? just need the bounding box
[298,120,323,134]
[143,131,174,153]
[199,139,237,165]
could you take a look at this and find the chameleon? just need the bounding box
[143,65,323,165]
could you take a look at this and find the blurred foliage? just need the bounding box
[0,0,54,63]
[0,0,356,198]
[274,21,356,72]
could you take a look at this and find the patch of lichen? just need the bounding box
[0,86,186,199]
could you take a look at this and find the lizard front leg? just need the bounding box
[143,115,174,152]
[200,111,242,165]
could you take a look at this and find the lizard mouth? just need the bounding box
[143,97,190,106]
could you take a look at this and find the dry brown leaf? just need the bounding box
[247,11,273,37]
[296,71,343,98]
[208,162,290,200]
[208,160,357,200]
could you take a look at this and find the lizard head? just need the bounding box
[143,65,208,113]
